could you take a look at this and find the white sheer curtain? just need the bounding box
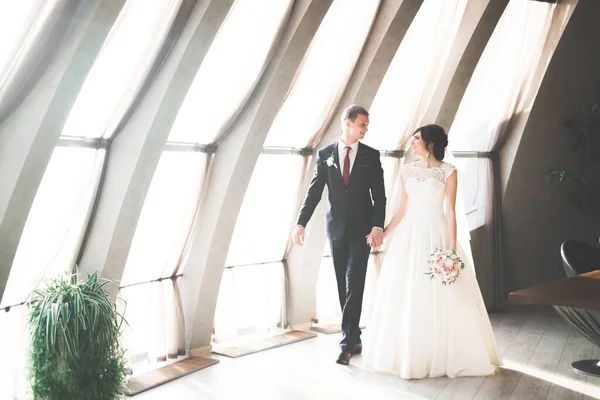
[363,0,468,151]
[2,0,183,314]
[449,1,560,152]
[264,0,381,148]
[215,155,302,344]
[1,0,186,389]
[120,0,294,358]
[119,278,185,362]
[314,256,340,324]
[61,0,183,140]
[226,155,307,267]
[0,1,42,79]
[119,151,208,362]
[1,148,105,309]
[448,0,574,306]
[0,0,75,120]
[3,0,182,307]
[0,147,104,400]
[5,0,184,304]
[239,0,381,265]
[121,152,208,286]
[213,263,286,344]
[169,0,293,145]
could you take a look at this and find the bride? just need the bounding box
[362,124,502,379]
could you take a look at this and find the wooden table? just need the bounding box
[509,270,600,376]
[509,270,600,310]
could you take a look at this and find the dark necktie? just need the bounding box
[343,146,351,185]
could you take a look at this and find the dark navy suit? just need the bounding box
[297,141,386,352]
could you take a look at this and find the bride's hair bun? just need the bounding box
[414,124,448,160]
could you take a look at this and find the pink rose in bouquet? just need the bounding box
[425,248,465,285]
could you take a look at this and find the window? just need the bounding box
[119,0,294,359]
[1,147,104,308]
[0,0,46,88]
[122,0,294,281]
[213,263,285,344]
[3,0,185,377]
[448,0,562,230]
[453,156,487,231]
[61,0,182,139]
[168,0,294,144]
[6,0,182,297]
[363,0,469,151]
[119,277,184,364]
[228,0,381,266]
[121,151,208,286]
[226,154,305,267]
[264,0,381,148]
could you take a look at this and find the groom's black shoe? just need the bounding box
[351,343,362,355]
[336,351,352,366]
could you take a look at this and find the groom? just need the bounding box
[293,105,386,365]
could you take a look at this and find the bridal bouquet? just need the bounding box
[426,248,465,285]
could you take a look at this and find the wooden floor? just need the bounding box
[130,307,600,399]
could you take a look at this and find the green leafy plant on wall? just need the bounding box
[546,101,600,217]
[27,272,128,400]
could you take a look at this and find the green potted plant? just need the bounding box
[27,272,128,400]
[546,100,600,217]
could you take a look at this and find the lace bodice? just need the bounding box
[401,161,456,219]
[401,161,456,185]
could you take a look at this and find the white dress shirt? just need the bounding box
[338,138,359,174]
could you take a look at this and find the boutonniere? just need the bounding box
[326,152,337,168]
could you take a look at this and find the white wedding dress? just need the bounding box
[362,161,502,379]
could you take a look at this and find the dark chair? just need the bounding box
[561,240,600,278]
[554,240,600,376]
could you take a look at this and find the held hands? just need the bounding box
[366,228,384,248]
[295,224,385,248]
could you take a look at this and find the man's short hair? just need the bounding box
[341,104,369,125]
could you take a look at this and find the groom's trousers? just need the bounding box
[329,236,370,353]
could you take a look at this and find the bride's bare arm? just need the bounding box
[383,175,408,238]
[444,170,458,252]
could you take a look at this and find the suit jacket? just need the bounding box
[297,141,386,241]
